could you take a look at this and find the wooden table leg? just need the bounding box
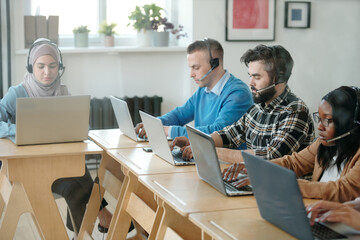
[7,155,85,240]
[156,201,201,240]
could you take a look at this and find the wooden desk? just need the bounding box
[138,172,258,239]
[0,139,103,240]
[89,129,149,149]
[79,147,197,239]
[189,208,295,240]
[189,199,319,240]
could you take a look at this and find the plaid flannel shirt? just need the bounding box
[217,86,315,160]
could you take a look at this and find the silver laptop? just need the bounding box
[9,95,90,145]
[110,96,148,142]
[186,125,252,196]
[139,111,194,166]
[242,151,360,240]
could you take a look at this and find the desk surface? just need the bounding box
[0,139,102,159]
[189,208,297,240]
[89,129,149,150]
[107,148,197,176]
[139,171,259,217]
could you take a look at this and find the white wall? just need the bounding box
[10,0,360,116]
[192,0,360,116]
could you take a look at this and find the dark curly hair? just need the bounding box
[240,44,294,84]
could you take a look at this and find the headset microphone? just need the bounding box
[325,131,351,143]
[256,84,276,94]
[198,66,214,81]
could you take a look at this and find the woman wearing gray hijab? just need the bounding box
[0,38,68,138]
[0,38,105,236]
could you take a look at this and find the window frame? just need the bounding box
[26,0,172,47]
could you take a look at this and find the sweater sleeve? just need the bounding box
[271,139,318,176]
[0,85,28,138]
[158,93,196,137]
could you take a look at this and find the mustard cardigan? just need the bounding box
[272,138,360,203]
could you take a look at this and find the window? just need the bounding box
[28,0,169,46]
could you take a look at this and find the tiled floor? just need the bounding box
[13,169,136,240]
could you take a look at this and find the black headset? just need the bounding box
[267,45,291,85]
[26,39,65,74]
[352,86,360,125]
[203,38,219,71]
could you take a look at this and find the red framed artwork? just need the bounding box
[226,0,276,41]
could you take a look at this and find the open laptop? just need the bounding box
[186,125,252,196]
[9,95,90,145]
[242,151,360,240]
[110,96,147,142]
[139,111,194,166]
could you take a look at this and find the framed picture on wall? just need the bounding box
[285,1,311,28]
[226,0,276,41]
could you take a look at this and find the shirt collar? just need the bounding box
[205,70,230,96]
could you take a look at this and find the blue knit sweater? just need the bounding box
[159,73,253,138]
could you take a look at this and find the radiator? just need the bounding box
[87,95,163,169]
[89,96,163,130]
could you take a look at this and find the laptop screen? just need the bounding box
[242,152,313,240]
[14,95,90,145]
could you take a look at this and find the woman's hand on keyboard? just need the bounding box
[307,200,360,230]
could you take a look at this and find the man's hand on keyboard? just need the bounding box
[222,163,247,182]
[231,176,250,189]
[170,136,190,151]
[181,146,193,160]
[135,122,147,138]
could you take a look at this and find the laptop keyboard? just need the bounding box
[311,222,347,239]
[224,181,252,192]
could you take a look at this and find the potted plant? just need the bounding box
[151,17,187,46]
[73,25,90,47]
[128,3,163,46]
[99,22,117,47]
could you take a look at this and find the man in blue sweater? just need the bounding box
[135,38,253,139]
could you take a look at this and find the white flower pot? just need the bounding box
[137,30,152,47]
[74,32,88,47]
[152,31,169,47]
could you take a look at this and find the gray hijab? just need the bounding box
[22,38,69,97]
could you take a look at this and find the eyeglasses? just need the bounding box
[313,112,333,127]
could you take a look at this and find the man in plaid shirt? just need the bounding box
[175,44,315,165]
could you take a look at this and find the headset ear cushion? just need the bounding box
[210,58,219,69]
[27,65,33,73]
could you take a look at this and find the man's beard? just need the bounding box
[251,85,276,104]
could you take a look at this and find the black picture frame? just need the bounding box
[226,0,276,41]
[285,1,311,28]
